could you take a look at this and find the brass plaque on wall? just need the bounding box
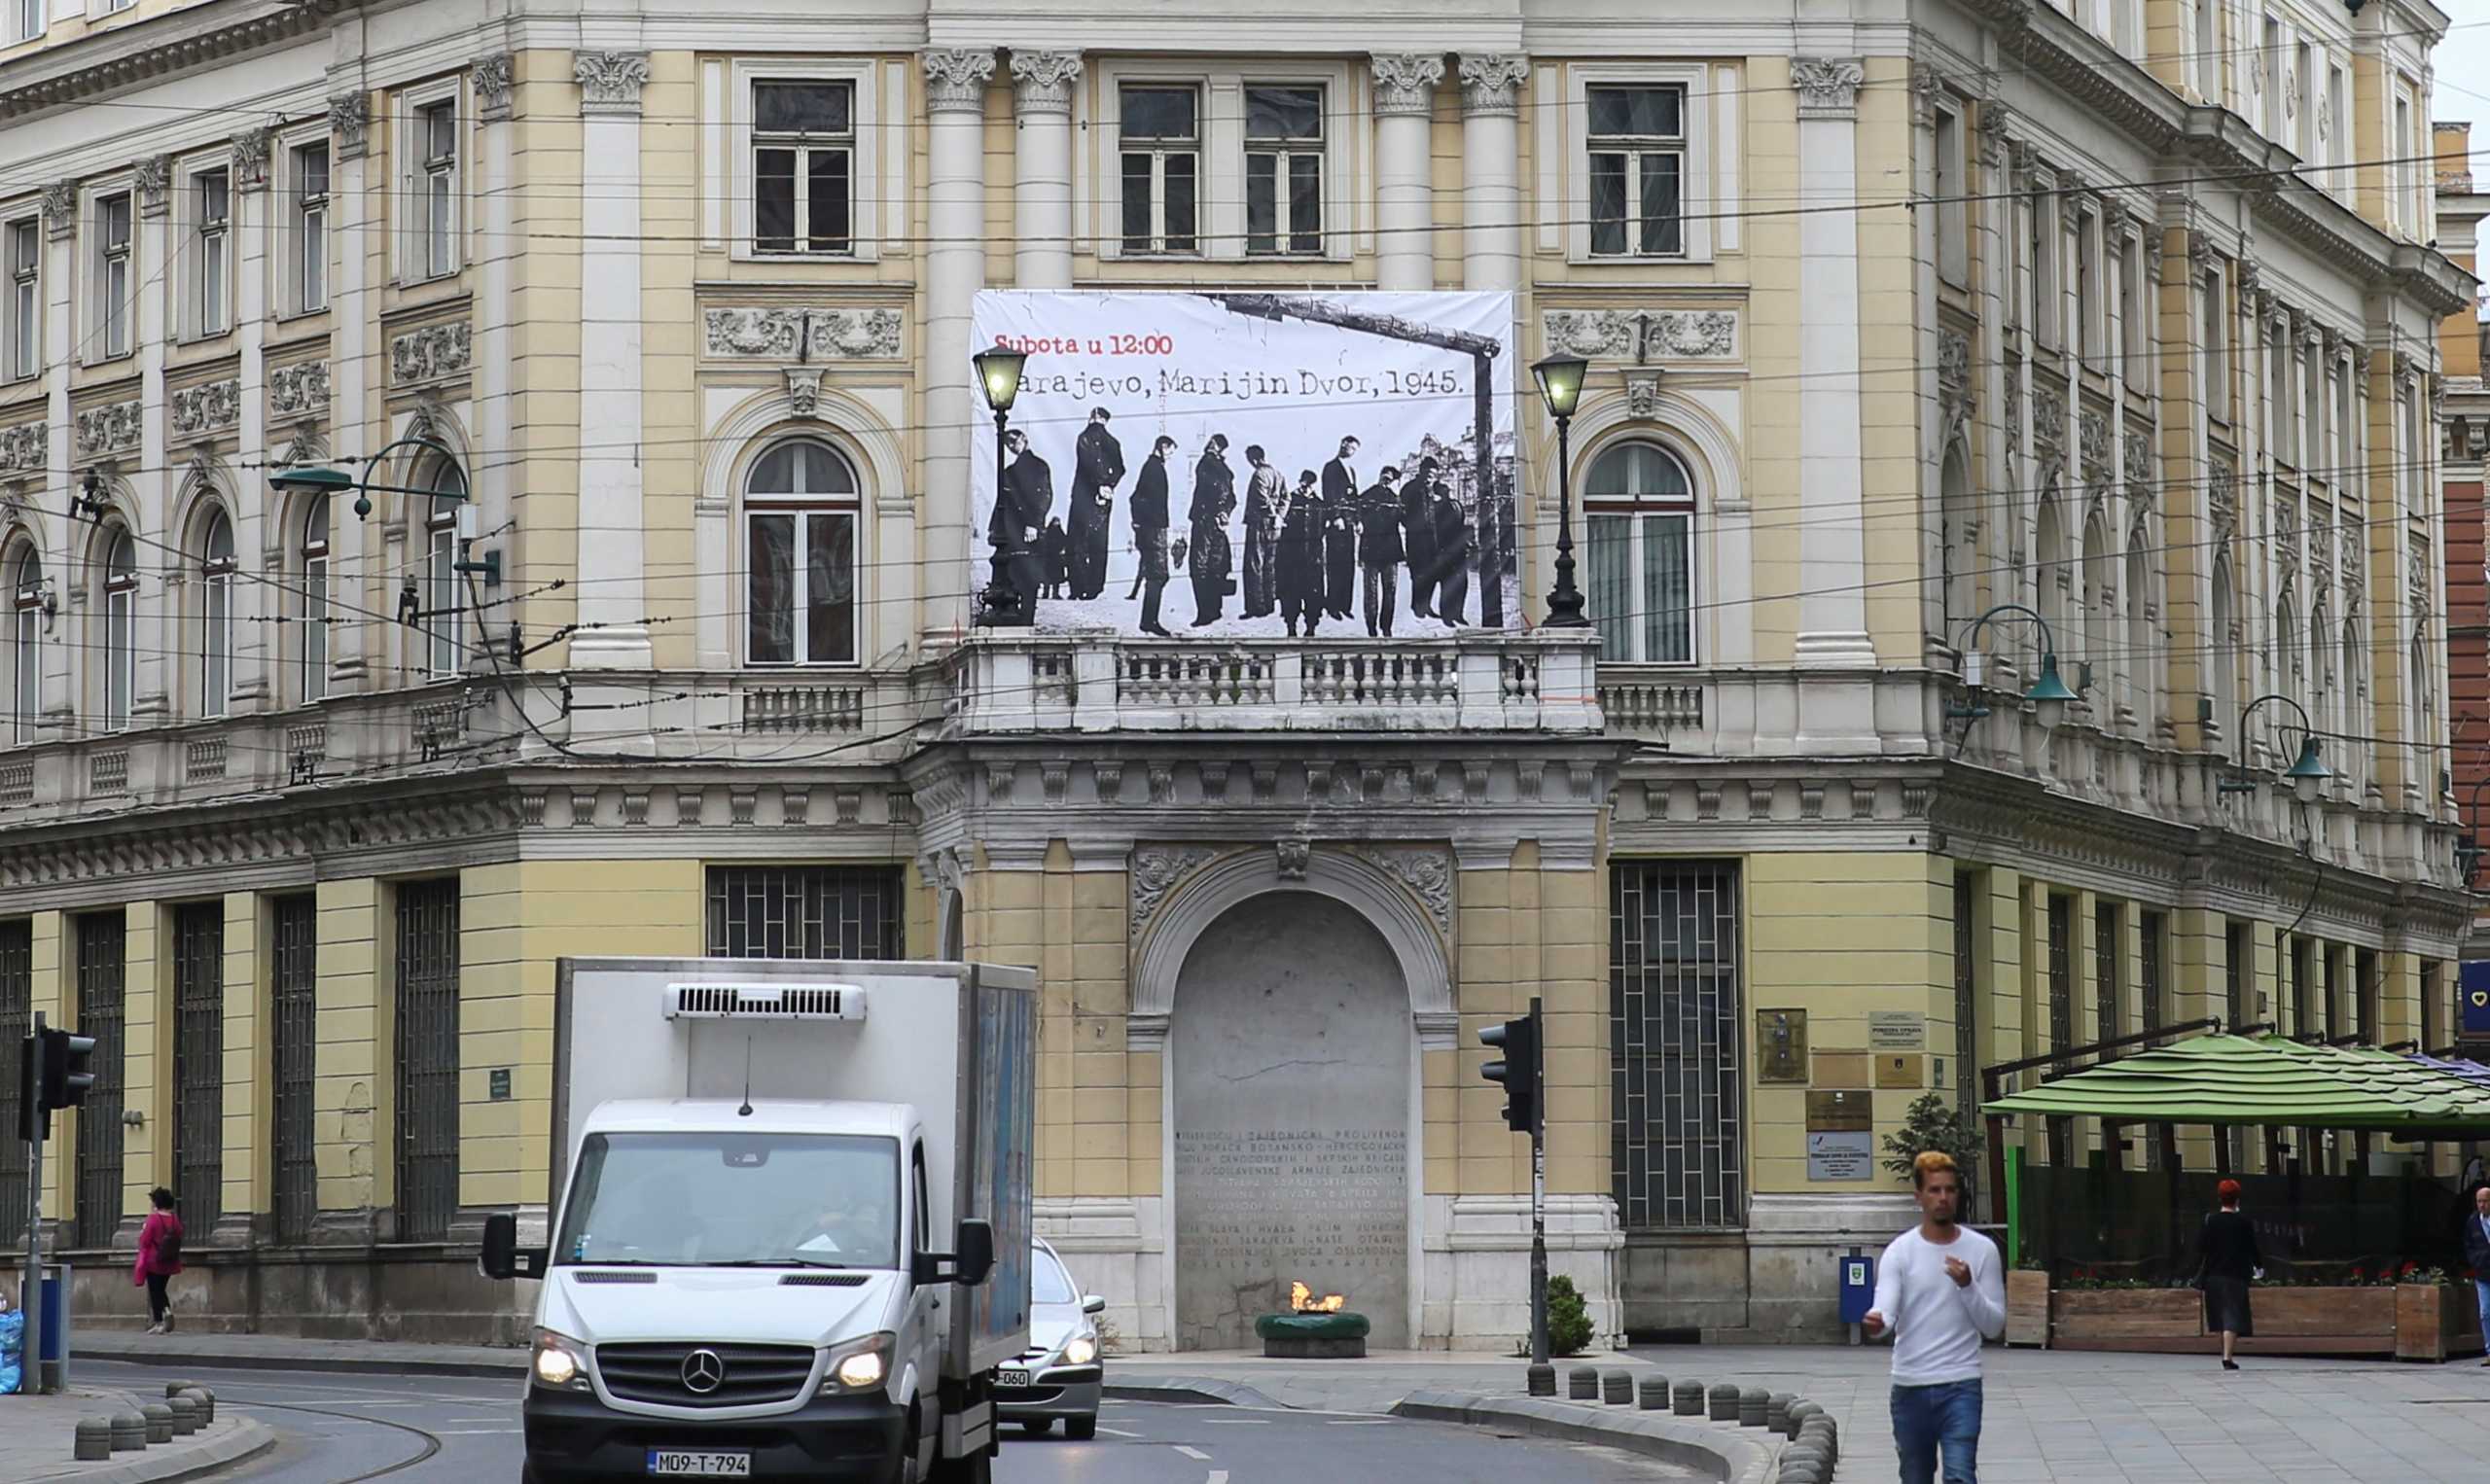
[1874,1052,1925,1089]
[1805,1089,1872,1132]
[1757,1008,1809,1083]
[1868,1011,1926,1050]
[1811,1050,1870,1089]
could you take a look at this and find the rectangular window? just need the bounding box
[192,168,229,337]
[394,879,461,1243]
[96,191,131,359]
[6,218,37,380]
[2420,959,2441,1048]
[1586,512,1693,663]
[1586,84,1685,257]
[1935,106,1968,288]
[752,81,853,256]
[2301,337,2322,479]
[2202,266,2229,422]
[11,0,41,43]
[172,901,224,1233]
[271,894,319,1243]
[746,510,858,667]
[2261,16,2284,136]
[2030,194,2057,350]
[427,519,460,677]
[0,919,29,1242]
[1611,861,1743,1230]
[2139,910,2167,1032]
[73,911,125,1251]
[2291,936,2315,1036]
[1243,85,1324,256]
[2047,894,2075,1053]
[2093,902,2119,1045]
[2393,96,2412,233]
[292,142,328,313]
[2119,234,2146,380]
[1953,873,1978,1116]
[705,865,905,960]
[2335,359,2355,474]
[2195,0,2220,100]
[2294,42,2314,159]
[419,98,458,278]
[2358,948,2380,1046]
[2268,330,2294,464]
[1120,86,1199,256]
[2326,67,2345,180]
[2078,212,2103,362]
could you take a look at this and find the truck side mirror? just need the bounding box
[480,1212,548,1281]
[954,1219,995,1288]
[1083,1295,1107,1316]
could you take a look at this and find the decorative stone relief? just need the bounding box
[2341,526,2361,591]
[2123,422,2152,486]
[1348,844,1454,939]
[2004,374,2022,453]
[1541,308,1737,360]
[230,126,272,188]
[784,368,824,419]
[170,378,242,438]
[703,307,903,361]
[574,51,652,115]
[1938,329,1971,409]
[2208,456,2237,546]
[1791,57,1866,119]
[73,400,141,460]
[390,322,473,385]
[1370,53,1445,117]
[133,156,171,215]
[2409,548,2431,616]
[329,89,372,159]
[2275,500,2298,578]
[922,49,997,113]
[475,53,516,122]
[40,182,75,239]
[268,360,331,417]
[1129,845,1218,945]
[2078,407,2109,477]
[1909,62,1948,124]
[2032,385,2066,462]
[1457,53,1529,117]
[1622,371,1662,422]
[0,421,45,474]
[1009,51,1083,114]
[1974,100,2012,165]
[1275,837,1310,881]
[2311,516,2333,593]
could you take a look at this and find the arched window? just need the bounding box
[302,497,329,702]
[2124,539,2153,731]
[2080,507,2113,679]
[1939,447,1976,628]
[199,510,235,717]
[1583,441,1694,663]
[2034,492,2068,654]
[100,528,136,731]
[2412,624,2437,795]
[2271,594,2297,762]
[421,459,468,677]
[745,438,860,666]
[2310,600,2334,753]
[2209,556,2237,747]
[8,540,40,744]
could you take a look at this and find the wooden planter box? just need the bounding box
[2251,1286,2396,1345]
[2045,1283,2481,1359]
[2396,1283,2486,1362]
[2005,1271,2050,1348]
[2050,1289,2202,1344]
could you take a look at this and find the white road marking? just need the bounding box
[1093,1426,1143,1438]
[1174,1445,1212,1460]
[1207,1472,1229,1484]
[1202,1418,1268,1425]
[430,1429,524,1435]
[1325,1419,1398,1426]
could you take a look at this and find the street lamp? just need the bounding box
[1530,353,1589,628]
[971,342,1030,628]
[2218,693,2331,805]
[2457,779,2490,887]
[269,436,471,523]
[1952,603,2079,732]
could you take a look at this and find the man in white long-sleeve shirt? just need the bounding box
[1861,1150,2006,1484]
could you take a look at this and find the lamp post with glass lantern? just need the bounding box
[972,343,1031,627]
[1950,603,2081,733]
[269,436,485,630]
[2218,693,2332,805]
[1530,353,1590,628]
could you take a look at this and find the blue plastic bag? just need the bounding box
[0,1308,23,1395]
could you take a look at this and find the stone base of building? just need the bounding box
[63,1240,531,1346]
[1618,1193,1921,1344]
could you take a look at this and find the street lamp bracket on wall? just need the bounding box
[2217,692,2330,805]
[1946,603,2078,750]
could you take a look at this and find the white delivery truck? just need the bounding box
[480,958,1038,1484]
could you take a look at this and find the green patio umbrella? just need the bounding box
[1982,1032,2490,1132]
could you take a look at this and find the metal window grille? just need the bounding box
[2140,910,2166,1169]
[2325,950,2345,1042]
[1609,861,1743,1230]
[2093,902,2119,1046]
[73,913,125,1250]
[2225,921,2251,1029]
[272,895,319,1243]
[1952,874,1977,1115]
[0,918,29,1238]
[705,866,903,961]
[2291,938,2314,1036]
[2046,895,2074,1054]
[394,880,461,1243]
[171,902,224,1233]
[2356,950,2380,1045]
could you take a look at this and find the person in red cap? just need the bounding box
[2193,1179,2263,1370]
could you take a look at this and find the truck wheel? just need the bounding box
[1020,1419,1053,1437]
[1065,1417,1097,1441]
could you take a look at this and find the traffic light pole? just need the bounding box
[22,1011,46,1396]
[1527,996,1547,1376]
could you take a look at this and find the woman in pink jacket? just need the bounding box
[132,1187,183,1334]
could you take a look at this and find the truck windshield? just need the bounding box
[554,1132,901,1269]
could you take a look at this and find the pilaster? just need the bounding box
[312,876,378,1235]
[922,49,998,641]
[570,52,655,670]
[1788,57,1875,680]
[1010,52,1082,292]
[218,889,264,1238]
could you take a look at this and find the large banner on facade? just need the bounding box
[970,291,1517,637]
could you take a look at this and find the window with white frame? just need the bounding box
[199,511,234,717]
[301,497,328,703]
[2201,265,2230,422]
[8,541,38,743]
[2118,232,2146,380]
[2325,66,2345,184]
[1119,86,1199,256]
[751,80,854,256]
[2260,14,2283,137]
[100,528,134,730]
[2300,336,2322,479]
[413,95,460,279]
[2267,324,2294,464]
[1583,442,1694,664]
[745,439,859,667]
[1934,103,1968,288]
[2194,0,2221,102]
[92,191,131,361]
[6,217,37,381]
[2294,40,2314,159]
[2333,357,2354,476]
[2078,210,2104,363]
[422,461,467,677]
[191,167,230,338]
[1243,86,1323,256]
[2029,190,2057,350]
[290,141,328,314]
[1586,84,1685,258]
[10,0,42,45]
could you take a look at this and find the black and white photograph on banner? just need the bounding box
[970,290,1519,639]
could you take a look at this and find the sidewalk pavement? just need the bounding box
[0,1386,274,1483]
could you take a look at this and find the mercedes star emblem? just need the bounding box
[680,1349,727,1395]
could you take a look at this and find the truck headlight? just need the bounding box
[824,1332,895,1394]
[1062,1335,1097,1367]
[532,1328,590,1391]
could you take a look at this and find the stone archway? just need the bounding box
[1169,891,1411,1351]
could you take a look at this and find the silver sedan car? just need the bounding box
[995,1238,1104,1439]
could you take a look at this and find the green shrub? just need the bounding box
[1547,1274,1594,1357]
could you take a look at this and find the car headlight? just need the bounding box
[1061,1335,1097,1367]
[823,1332,895,1394]
[532,1328,590,1391]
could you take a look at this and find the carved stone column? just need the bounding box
[1011,52,1082,291]
[924,50,999,641]
[1370,53,1443,292]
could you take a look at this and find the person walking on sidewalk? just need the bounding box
[2195,1179,2263,1371]
[1862,1151,2004,1484]
[2465,1183,2490,1365]
[134,1186,185,1334]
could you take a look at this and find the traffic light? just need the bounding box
[1478,1010,1540,1135]
[38,1025,97,1111]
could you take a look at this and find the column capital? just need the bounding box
[230,126,272,191]
[924,48,998,114]
[574,50,651,116]
[1009,50,1083,115]
[1370,53,1444,117]
[40,181,76,238]
[1792,57,1865,120]
[133,156,171,217]
[475,53,516,123]
[1456,53,1528,118]
[328,88,371,159]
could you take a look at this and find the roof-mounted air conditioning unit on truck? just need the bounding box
[480,958,1038,1484]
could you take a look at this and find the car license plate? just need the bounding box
[997,1368,1031,1388]
[646,1450,752,1477]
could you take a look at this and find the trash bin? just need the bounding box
[1837,1252,1874,1328]
[15,1265,69,1394]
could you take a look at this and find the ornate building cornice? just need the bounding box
[0,3,334,121]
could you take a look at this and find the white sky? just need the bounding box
[2437,17,2490,174]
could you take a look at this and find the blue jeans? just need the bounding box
[2475,1280,2490,1352]
[1892,1378,1983,1484]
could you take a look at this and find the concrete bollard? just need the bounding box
[1707,1381,1740,1422]
[1671,1379,1704,1416]
[1526,1362,1556,1397]
[181,1388,215,1427]
[163,1381,198,1399]
[1637,1375,1669,1410]
[1785,1399,1821,1439]
[75,1419,113,1462]
[1801,1420,1838,1466]
[1738,1386,1769,1427]
[141,1403,174,1446]
[1778,1462,1823,1484]
[110,1411,149,1452]
[1601,1370,1633,1405]
[164,1396,198,1437]
[1567,1365,1600,1400]
[1765,1392,1794,1431]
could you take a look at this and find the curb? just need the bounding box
[1101,1376,1289,1409]
[75,1334,527,1380]
[1392,1391,1778,1484]
[30,1417,277,1484]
